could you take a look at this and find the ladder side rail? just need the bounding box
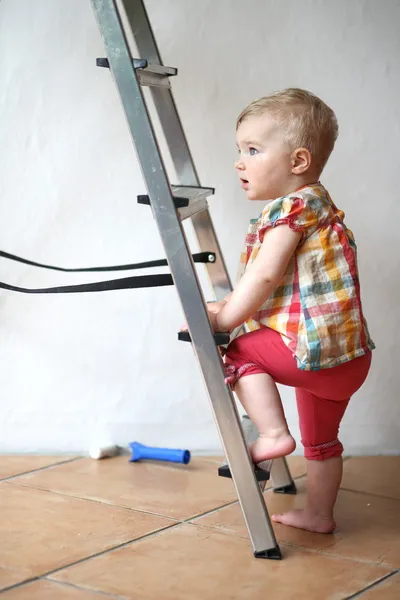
[120,0,232,301]
[91,0,278,556]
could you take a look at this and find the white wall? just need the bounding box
[0,0,399,454]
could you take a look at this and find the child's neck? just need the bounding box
[281,175,320,197]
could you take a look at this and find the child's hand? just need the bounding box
[179,320,189,332]
[179,301,227,333]
[207,310,220,332]
[207,300,226,316]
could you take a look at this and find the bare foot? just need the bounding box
[250,430,296,463]
[271,509,336,533]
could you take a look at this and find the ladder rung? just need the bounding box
[138,185,214,220]
[96,57,177,88]
[218,463,271,482]
[178,330,230,346]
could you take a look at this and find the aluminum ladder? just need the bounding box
[91,0,296,559]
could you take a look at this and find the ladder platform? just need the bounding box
[97,57,177,88]
[138,185,215,220]
[218,462,271,482]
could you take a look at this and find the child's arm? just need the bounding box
[207,292,233,312]
[216,225,302,331]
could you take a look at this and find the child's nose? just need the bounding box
[235,159,245,170]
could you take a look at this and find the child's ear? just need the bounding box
[291,147,312,174]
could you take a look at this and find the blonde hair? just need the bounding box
[236,88,338,174]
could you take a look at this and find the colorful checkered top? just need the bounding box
[238,182,375,370]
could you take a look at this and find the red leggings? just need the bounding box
[224,327,372,461]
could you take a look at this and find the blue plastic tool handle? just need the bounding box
[129,442,191,464]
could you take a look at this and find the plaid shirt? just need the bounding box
[237,182,375,370]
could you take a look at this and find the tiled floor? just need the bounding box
[1,455,399,599]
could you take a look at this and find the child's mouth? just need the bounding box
[240,178,249,189]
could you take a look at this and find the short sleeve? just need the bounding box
[258,195,319,244]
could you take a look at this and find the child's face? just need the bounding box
[235,113,293,201]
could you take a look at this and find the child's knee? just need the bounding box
[302,438,344,460]
[224,338,264,387]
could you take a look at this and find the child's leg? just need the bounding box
[272,390,349,533]
[272,457,342,533]
[225,328,301,463]
[224,327,371,482]
[233,373,296,462]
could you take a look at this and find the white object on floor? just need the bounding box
[89,444,120,459]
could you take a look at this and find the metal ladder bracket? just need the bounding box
[97,57,178,88]
[138,185,215,220]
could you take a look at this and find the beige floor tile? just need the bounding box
[50,523,390,600]
[342,457,400,500]
[0,482,173,591]
[0,579,121,599]
[13,455,307,521]
[195,479,400,568]
[359,573,400,599]
[14,455,242,520]
[0,456,77,480]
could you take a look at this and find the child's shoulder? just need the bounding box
[256,183,346,240]
[258,183,329,220]
[286,182,334,212]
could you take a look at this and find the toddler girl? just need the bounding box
[208,88,374,533]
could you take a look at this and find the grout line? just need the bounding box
[0,577,41,596]
[345,570,399,599]
[339,486,400,502]
[276,538,398,569]
[186,499,239,523]
[5,480,183,522]
[45,522,185,576]
[0,521,183,596]
[1,457,84,482]
[42,577,129,599]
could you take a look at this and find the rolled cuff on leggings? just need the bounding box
[224,362,264,387]
[303,438,344,460]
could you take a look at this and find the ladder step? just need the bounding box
[218,462,271,482]
[178,330,230,346]
[138,185,215,220]
[219,415,271,483]
[96,57,177,88]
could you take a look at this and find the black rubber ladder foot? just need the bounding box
[254,546,282,560]
[273,482,297,495]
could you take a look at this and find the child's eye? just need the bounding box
[249,147,258,155]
